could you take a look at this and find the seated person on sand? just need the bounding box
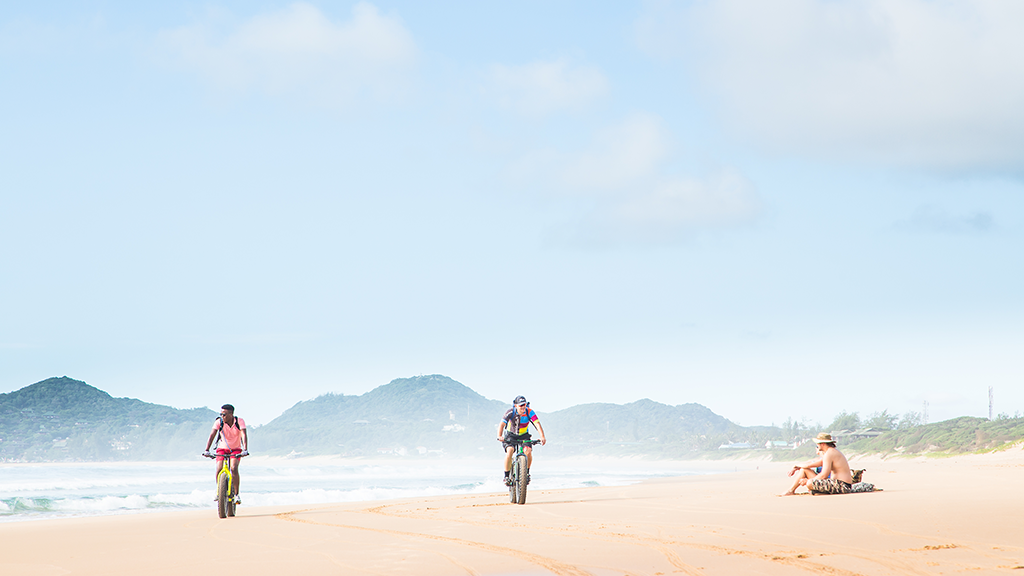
[781,444,824,495]
[781,433,855,496]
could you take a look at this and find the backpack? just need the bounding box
[213,416,241,448]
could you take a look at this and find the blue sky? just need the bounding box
[2,1,1022,427]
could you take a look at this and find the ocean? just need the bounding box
[0,458,723,523]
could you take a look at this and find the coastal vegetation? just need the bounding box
[761,410,1024,459]
[0,377,215,461]
[841,415,1024,456]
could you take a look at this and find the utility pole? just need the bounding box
[989,386,994,420]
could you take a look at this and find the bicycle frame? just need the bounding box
[506,439,540,505]
[218,457,236,497]
[205,452,246,518]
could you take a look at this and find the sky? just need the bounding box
[2,0,1022,428]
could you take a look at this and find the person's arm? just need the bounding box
[240,428,248,452]
[813,451,834,481]
[497,421,506,441]
[204,427,218,453]
[532,419,546,445]
[788,455,823,476]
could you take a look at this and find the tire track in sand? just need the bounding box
[357,498,906,576]
[273,507,592,576]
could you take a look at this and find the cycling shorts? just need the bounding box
[215,448,243,464]
[502,433,532,451]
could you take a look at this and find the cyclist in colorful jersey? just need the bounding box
[202,404,248,504]
[497,395,546,486]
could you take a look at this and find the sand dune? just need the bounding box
[3,448,1023,575]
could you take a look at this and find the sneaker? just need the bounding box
[504,476,513,486]
[234,496,241,505]
[526,472,531,485]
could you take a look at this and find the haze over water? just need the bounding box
[0,458,724,523]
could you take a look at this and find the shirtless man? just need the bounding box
[781,444,825,496]
[781,433,855,496]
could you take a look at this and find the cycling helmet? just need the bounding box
[513,395,527,406]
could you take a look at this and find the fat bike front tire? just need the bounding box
[217,472,230,519]
[515,453,528,505]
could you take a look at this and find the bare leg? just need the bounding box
[503,447,514,472]
[525,445,533,469]
[229,457,241,495]
[780,469,815,496]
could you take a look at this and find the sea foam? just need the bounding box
[0,459,717,523]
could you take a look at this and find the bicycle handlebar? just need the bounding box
[499,438,542,446]
[203,452,249,459]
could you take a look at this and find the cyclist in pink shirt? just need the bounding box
[203,404,248,504]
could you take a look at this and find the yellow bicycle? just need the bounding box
[204,452,247,518]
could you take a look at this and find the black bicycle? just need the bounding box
[505,439,541,505]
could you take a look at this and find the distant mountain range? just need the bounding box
[4,375,1022,462]
[0,375,762,462]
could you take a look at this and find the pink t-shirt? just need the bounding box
[212,417,246,450]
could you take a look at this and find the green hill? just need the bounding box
[542,399,749,457]
[255,376,751,458]
[0,377,216,462]
[256,375,508,457]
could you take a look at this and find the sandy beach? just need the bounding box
[3,448,1022,576]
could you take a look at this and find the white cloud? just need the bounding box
[194,332,317,346]
[560,113,668,190]
[635,0,1024,172]
[0,18,62,55]
[894,205,994,234]
[159,2,415,104]
[489,57,608,116]
[614,170,759,228]
[511,113,760,246]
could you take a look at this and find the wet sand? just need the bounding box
[2,447,1022,575]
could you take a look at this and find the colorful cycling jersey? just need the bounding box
[501,408,538,436]
[212,417,246,450]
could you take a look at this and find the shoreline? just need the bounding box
[0,457,753,525]
[2,449,1022,574]
[6,438,1020,468]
